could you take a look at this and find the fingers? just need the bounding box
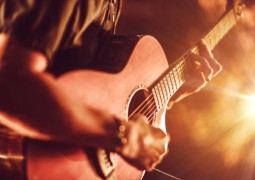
[145,152,162,171]
[144,144,169,171]
[121,116,170,171]
[189,53,213,81]
[131,114,148,124]
[197,39,223,77]
[146,130,169,171]
[187,39,222,84]
[146,140,169,171]
[152,129,169,154]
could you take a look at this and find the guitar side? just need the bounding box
[26,35,170,179]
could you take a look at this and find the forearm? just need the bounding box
[1,73,113,145]
[0,36,118,149]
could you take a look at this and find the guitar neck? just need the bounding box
[202,8,241,51]
[151,5,243,111]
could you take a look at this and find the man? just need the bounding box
[0,0,222,179]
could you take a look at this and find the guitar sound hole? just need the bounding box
[127,88,157,124]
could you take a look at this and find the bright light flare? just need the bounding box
[207,88,255,168]
[240,94,255,120]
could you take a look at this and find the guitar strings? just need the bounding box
[146,63,187,124]
[203,9,235,50]
[143,61,187,119]
[135,42,208,124]
[129,55,188,121]
[146,65,187,124]
[142,46,198,123]
[128,59,187,122]
[129,58,187,121]
[129,59,188,124]
[154,168,182,180]
[128,9,237,124]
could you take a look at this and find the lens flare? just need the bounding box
[241,95,255,120]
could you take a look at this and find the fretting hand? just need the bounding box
[168,39,222,108]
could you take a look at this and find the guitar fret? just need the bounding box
[173,68,178,92]
[169,74,174,96]
[174,75,180,90]
[171,70,177,93]
[158,84,165,105]
[179,62,185,81]
[160,81,167,103]
[169,71,174,94]
[158,84,164,108]
[176,70,180,88]
[163,77,170,99]
[180,61,185,81]
[155,85,162,108]
[204,9,237,50]
[157,85,163,108]
[173,69,177,91]
[176,65,183,89]
[166,74,173,96]
[152,88,160,110]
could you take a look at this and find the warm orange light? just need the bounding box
[241,95,255,120]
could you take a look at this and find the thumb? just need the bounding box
[130,114,148,124]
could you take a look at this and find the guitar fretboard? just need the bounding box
[152,59,186,110]
[204,9,239,51]
[151,6,242,111]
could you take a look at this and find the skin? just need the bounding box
[168,39,222,108]
[0,34,221,171]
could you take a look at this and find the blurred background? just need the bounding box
[117,0,255,179]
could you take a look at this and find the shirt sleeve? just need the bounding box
[0,0,105,60]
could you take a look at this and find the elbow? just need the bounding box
[0,35,48,76]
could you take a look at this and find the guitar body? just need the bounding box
[26,35,169,180]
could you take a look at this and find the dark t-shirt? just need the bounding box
[0,0,121,66]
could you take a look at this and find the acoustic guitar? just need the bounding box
[0,3,244,180]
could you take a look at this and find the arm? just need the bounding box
[0,35,118,148]
[0,34,169,171]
